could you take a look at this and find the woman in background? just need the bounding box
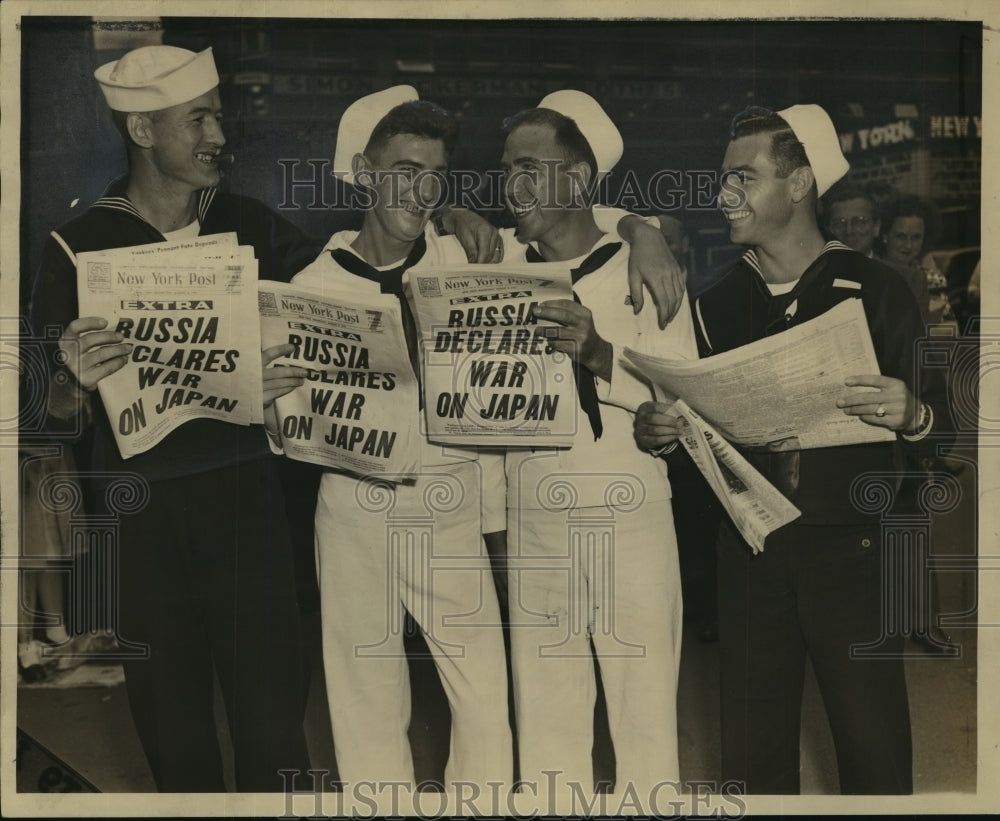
[880,194,956,327]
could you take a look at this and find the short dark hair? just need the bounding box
[111,108,159,149]
[824,184,876,212]
[820,183,878,227]
[730,107,810,181]
[365,100,460,159]
[880,193,940,251]
[111,109,130,137]
[502,107,598,183]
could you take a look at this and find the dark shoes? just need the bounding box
[18,640,52,683]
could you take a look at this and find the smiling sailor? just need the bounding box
[30,44,320,792]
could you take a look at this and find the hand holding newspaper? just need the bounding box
[76,233,263,459]
[625,298,895,450]
[258,280,420,479]
[405,263,580,447]
[628,299,897,551]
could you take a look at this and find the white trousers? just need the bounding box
[507,499,682,800]
[315,461,512,788]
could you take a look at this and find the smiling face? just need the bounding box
[718,132,795,248]
[884,215,926,267]
[144,88,226,192]
[361,133,448,247]
[827,196,880,255]
[501,122,582,245]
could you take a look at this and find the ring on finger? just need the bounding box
[875,405,886,418]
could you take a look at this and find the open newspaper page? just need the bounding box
[258,280,420,479]
[405,263,579,447]
[669,398,801,553]
[625,298,895,450]
[76,233,263,459]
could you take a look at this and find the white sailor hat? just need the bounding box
[536,89,623,177]
[333,85,420,186]
[777,104,850,197]
[95,45,219,112]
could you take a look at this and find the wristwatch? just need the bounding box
[902,401,934,441]
[648,441,679,457]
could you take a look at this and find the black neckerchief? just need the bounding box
[525,241,623,440]
[330,235,427,405]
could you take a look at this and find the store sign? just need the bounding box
[929,115,982,139]
[272,74,680,100]
[274,75,377,96]
[840,115,983,153]
[839,120,916,154]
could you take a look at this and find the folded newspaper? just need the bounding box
[405,263,580,447]
[625,298,901,551]
[625,298,895,450]
[669,399,800,553]
[258,280,420,479]
[76,233,263,459]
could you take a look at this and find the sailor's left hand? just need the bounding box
[838,374,916,431]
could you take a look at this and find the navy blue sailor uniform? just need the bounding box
[693,240,949,795]
[30,178,320,792]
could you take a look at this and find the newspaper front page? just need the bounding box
[75,233,263,459]
[405,263,580,446]
[626,298,896,450]
[258,280,421,478]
